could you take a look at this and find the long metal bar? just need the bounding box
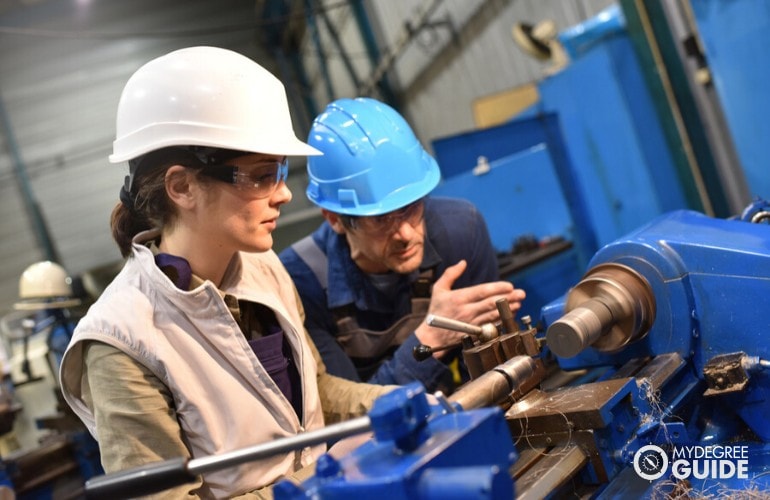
[85,416,372,499]
[448,355,538,410]
[189,416,371,475]
[314,0,362,90]
[358,0,443,96]
[86,351,544,498]
[348,0,398,105]
[426,314,483,336]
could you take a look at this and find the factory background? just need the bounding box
[0,0,621,316]
[0,0,768,495]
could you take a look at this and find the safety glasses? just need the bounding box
[346,199,425,235]
[200,158,288,198]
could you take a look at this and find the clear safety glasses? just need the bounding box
[200,158,289,198]
[346,199,426,235]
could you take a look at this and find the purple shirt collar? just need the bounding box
[155,253,193,290]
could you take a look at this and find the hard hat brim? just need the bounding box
[14,298,82,311]
[110,124,322,163]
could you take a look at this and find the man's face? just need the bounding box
[326,199,426,275]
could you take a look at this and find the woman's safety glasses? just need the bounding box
[345,199,425,236]
[200,158,288,199]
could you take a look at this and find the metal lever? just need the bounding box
[85,416,372,499]
[426,315,500,343]
[495,297,520,333]
[412,339,467,361]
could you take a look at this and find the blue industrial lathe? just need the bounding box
[82,200,770,498]
[274,200,770,498]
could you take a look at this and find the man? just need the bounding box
[280,97,525,393]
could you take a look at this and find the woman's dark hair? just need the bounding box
[111,149,189,257]
[111,146,252,257]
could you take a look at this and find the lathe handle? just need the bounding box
[85,457,194,499]
[85,416,373,499]
[426,314,482,336]
[426,315,500,343]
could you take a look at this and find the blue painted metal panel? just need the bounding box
[432,145,573,252]
[432,120,548,181]
[431,114,598,319]
[433,9,688,289]
[536,33,688,247]
[691,0,770,200]
[431,142,586,320]
[506,245,583,322]
[432,113,599,263]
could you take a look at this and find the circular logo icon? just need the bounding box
[633,444,669,481]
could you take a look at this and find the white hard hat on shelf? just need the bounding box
[14,261,81,311]
[109,46,321,163]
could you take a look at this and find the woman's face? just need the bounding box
[194,153,293,255]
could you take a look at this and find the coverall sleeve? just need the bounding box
[83,341,204,499]
[366,334,453,389]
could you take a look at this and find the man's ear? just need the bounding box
[321,209,347,234]
[165,165,196,210]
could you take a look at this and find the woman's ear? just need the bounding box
[165,165,196,210]
[321,209,347,234]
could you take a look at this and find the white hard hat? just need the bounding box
[14,261,81,311]
[109,46,321,163]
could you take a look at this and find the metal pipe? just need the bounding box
[426,314,499,343]
[348,0,398,105]
[0,90,59,262]
[427,314,483,336]
[313,0,362,90]
[448,355,539,410]
[357,0,443,95]
[85,416,372,500]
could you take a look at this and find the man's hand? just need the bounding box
[414,260,526,358]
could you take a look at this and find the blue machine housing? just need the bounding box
[542,208,770,445]
[274,383,517,499]
[543,209,770,371]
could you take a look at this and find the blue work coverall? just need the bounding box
[279,197,500,392]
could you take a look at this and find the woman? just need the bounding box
[59,46,391,498]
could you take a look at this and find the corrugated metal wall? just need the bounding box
[0,0,617,316]
[302,0,616,148]
[0,0,276,315]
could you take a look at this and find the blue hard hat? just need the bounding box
[306,97,440,216]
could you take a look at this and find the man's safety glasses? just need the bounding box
[344,199,425,235]
[200,158,288,199]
